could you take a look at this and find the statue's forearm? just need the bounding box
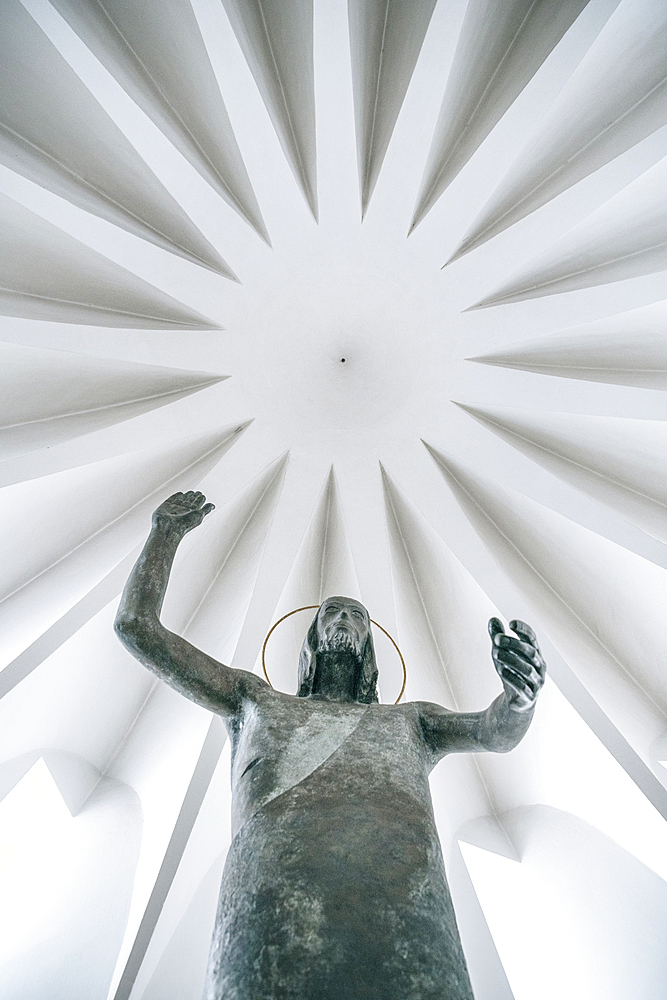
[478,693,534,753]
[116,522,181,629]
[113,493,266,718]
[420,693,535,759]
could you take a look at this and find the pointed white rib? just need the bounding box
[49,0,268,242]
[0,0,236,277]
[469,299,667,389]
[222,0,317,218]
[412,0,591,231]
[265,466,360,695]
[451,0,667,259]
[0,423,247,669]
[0,193,218,328]
[382,466,527,872]
[470,155,667,308]
[348,0,437,215]
[0,341,225,460]
[162,453,289,663]
[457,402,667,544]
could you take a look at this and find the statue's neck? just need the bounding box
[309,649,361,703]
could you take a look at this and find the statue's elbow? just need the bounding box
[114,612,132,644]
[114,612,148,651]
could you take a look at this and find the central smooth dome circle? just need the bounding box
[242,247,433,434]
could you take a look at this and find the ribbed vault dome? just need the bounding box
[1,1,667,998]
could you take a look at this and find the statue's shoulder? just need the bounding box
[237,675,304,714]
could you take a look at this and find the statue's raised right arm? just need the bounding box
[114,491,265,716]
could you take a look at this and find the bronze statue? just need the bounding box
[115,491,546,1000]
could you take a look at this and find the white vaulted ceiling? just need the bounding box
[1,0,667,998]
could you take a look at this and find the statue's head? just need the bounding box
[297,597,379,703]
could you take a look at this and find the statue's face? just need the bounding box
[316,597,370,656]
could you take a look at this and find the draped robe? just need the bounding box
[203,686,474,1000]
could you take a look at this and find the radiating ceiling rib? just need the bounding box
[265,467,360,695]
[48,0,268,243]
[161,453,289,663]
[137,852,225,1000]
[0,601,154,782]
[230,456,335,675]
[126,747,231,1000]
[469,155,667,308]
[468,299,667,389]
[0,0,236,279]
[381,468,518,843]
[0,342,225,460]
[426,443,667,765]
[348,0,437,216]
[543,646,667,824]
[0,193,218,329]
[382,466,499,708]
[110,718,226,1000]
[457,403,667,545]
[221,0,317,219]
[446,843,516,1000]
[0,423,247,671]
[449,0,667,261]
[0,547,139,701]
[410,0,592,232]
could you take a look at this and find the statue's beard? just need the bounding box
[319,629,363,660]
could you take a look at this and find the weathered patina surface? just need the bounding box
[115,492,546,999]
[208,694,475,1000]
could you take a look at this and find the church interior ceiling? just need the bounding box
[1,0,667,997]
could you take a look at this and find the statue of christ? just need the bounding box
[115,491,546,1000]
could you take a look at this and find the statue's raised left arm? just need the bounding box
[114,491,266,717]
[419,618,546,760]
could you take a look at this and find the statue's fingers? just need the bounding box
[488,618,505,640]
[498,665,533,701]
[511,621,546,675]
[496,644,540,677]
[509,626,547,677]
[510,620,538,647]
[496,635,542,666]
[495,648,541,693]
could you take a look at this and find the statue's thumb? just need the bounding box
[488,618,504,640]
[202,503,215,516]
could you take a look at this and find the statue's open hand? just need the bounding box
[489,618,546,712]
[152,491,214,536]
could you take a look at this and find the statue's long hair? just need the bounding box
[297,601,379,703]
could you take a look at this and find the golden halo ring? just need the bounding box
[261,605,407,704]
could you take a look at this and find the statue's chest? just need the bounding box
[229,699,423,834]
